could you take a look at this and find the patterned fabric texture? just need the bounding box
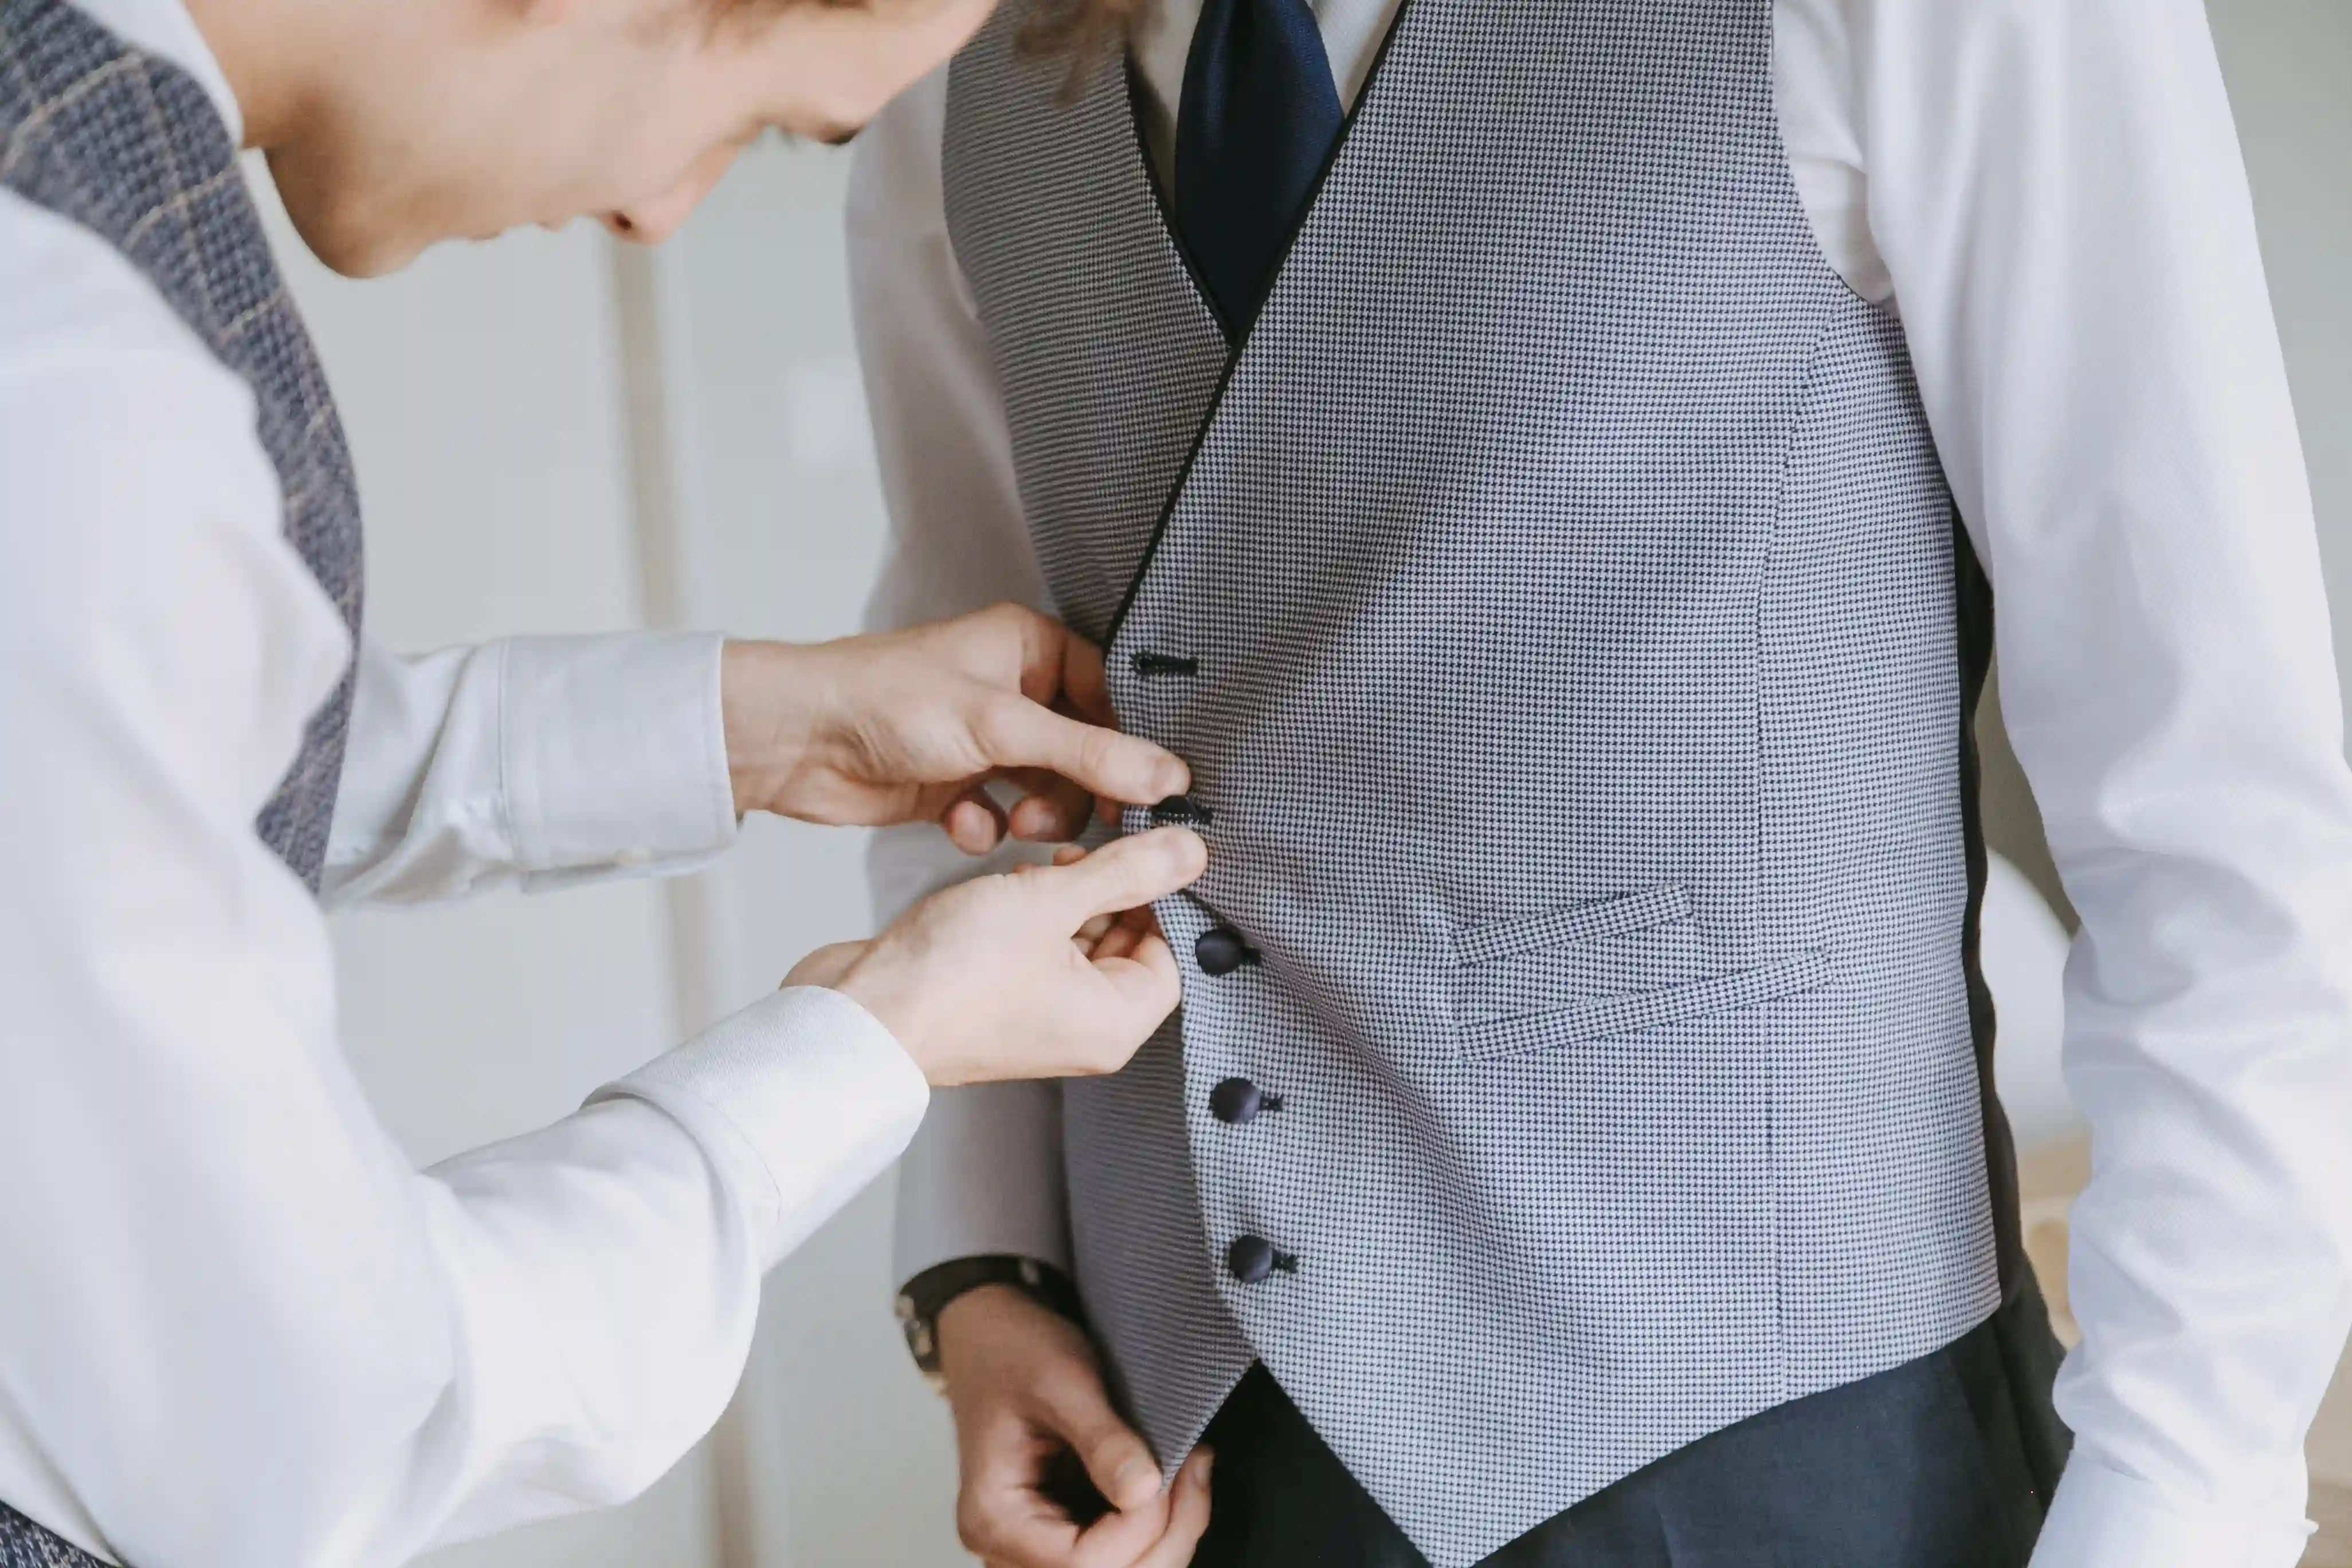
[0,1505,106,1568]
[944,2,2007,1564]
[0,0,362,889]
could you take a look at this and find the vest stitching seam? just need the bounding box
[1756,299,1843,1404]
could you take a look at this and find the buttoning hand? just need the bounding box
[937,1283,1213,1568]
[783,829,1206,1086]
[723,604,1187,853]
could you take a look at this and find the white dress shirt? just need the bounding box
[0,1,931,1561]
[853,2,2352,1563]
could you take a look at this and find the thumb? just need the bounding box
[1033,828,1208,927]
[1037,1372,1161,1513]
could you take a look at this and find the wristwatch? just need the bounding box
[896,1254,1084,1388]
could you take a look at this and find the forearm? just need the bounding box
[324,633,737,906]
[0,973,923,1566]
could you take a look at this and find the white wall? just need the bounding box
[659,140,969,1568]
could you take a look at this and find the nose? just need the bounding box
[601,143,743,246]
[600,195,693,246]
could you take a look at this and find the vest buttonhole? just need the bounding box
[1152,796,1214,828]
[1132,651,1201,680]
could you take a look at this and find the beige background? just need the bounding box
[253,2,2349,1562]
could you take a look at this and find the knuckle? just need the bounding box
[970,693,1021,753]
[1078,724,1120,777]
[1037,1365,1114,1424]
[954,1499,995,1555]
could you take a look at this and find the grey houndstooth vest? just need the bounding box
[1,0,362,895]
[944,1,2017,1562]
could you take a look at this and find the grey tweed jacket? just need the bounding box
[936,1,2016,1562]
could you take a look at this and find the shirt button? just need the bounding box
[1194,927,1255,976]
[1226,1235,1277,1284]
[1210,1078,1264,1124]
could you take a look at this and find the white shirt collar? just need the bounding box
[69,0,242,144]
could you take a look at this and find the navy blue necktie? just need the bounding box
[1174,0,1344,333]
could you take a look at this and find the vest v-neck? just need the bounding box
[1121,0,1417,351]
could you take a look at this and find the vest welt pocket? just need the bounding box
[1456,952,1832,1065]
[1449,884,1694,967]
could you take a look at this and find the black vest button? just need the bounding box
[1194,927,1253,976]
[1151,795,1214,828]
[1226,1235,1276,1285]
[1209,1078,1264,1124]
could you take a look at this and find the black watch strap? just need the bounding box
[896,1255,1083,1384]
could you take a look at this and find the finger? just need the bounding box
[1052,844,1091,868]
[960,1441,1082,1568]
[944,787,1009,856]
[1068,1491,1178,1568]
[1057,633,1116,729]
[1089,906,1159,963]
[977,694,1189,809]
[1035,1375,1162,1514]
[1088,922,1142,962]
[1032,828,1207,927]
[963,1497,1080,1568]
[1089,935,1182,1018]
[1130,1452,1214,1568]
[1007,774,1096,844]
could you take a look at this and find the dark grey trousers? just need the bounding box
[1192,1277,2072,1568]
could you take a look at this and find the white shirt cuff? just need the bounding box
[2032,1453,2316,1568]
[502,631,737,878]
[595,987,931,1271]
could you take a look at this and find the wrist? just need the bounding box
[719,639,822,817]
[900,1260,1084,1384]
[833,953,935,1079]
[935,1279,1038,1342]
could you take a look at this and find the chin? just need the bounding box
[266,148,436,279]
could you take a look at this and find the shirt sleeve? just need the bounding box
[0,199,926,1567]
[846,64,1076,1288]
[1853,2,2352,1560]
[322,630,739,907]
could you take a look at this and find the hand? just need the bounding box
[723,604,1187,853]
[782,829,1206,1085]
[939,1284,1213,1568]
